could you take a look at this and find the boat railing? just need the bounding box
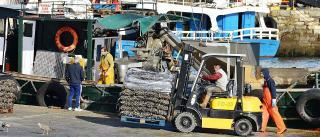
[172,27,279,41]
[232,27,279,40]
[150,0,271,8]
[172,30,233,41]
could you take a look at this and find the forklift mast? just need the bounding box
[170,44,194,115]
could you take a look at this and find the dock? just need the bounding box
[0,104,318,137]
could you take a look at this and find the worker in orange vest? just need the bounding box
[257,67,287,134]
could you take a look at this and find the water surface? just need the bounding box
[260,58,320,68]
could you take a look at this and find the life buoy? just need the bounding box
[55,26,78,52]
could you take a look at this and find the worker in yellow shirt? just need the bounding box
[98,48,115,84]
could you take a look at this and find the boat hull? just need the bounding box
[233,39,280,58]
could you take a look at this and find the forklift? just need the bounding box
[168,44,262,136]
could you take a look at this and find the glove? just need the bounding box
[272,99,277,107]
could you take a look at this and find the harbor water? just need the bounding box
[260,58,320,69]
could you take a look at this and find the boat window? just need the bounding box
[255,16,260,27]
[167,11,211,31]
[0,19,4,37]
[96,44,102,61]
[24,23,33,37]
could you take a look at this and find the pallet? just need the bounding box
[120,116,166,127]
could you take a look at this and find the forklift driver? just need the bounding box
[200,65,228,108]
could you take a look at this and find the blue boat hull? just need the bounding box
[233,39,280,58]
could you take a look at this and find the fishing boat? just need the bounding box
[124,0,282,58]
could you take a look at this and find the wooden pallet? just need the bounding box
[120,116,166,127]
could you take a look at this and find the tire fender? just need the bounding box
[264,16,277,29]
[296,89,320,125]
[37,81,67,108]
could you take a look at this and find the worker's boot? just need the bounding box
[200,92,212,108]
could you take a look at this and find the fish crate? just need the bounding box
[120,116,166,127]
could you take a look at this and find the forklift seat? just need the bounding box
[211,91,229,98]
[226,79,235,96]
[211,80,234,98]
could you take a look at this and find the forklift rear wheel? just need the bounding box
[174,112,197,133]
[234,118,253,136]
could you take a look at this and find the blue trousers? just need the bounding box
[68,84,81,108]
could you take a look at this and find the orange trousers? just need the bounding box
[261,86,286,133]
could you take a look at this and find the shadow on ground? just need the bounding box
[76,115,175,131]
[76,115,241,136]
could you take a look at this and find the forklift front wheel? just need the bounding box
[234,118,253,136]
[174,112,197,133]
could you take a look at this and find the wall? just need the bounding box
[270,7,320,57]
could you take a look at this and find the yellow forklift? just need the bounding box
[167,44,262,136]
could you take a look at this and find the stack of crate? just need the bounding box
[119,68,173,120]
[0,78,20,113]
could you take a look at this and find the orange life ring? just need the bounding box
[55,26,78,52]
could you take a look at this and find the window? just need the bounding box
[0,19,4,37]
[24,23,33,37]
[96,44,102,61]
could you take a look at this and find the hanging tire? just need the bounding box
[174,112,197,133]
[234,118,253,136]
[296,89,320,125]
[264,16,277,29]
[37,81,67,108]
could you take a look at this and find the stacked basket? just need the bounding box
[119,68,174,120]
[0,78,20,112]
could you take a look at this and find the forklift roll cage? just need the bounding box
[169,44,248,124]
[190,53,246,97]
[186,53,247,123]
